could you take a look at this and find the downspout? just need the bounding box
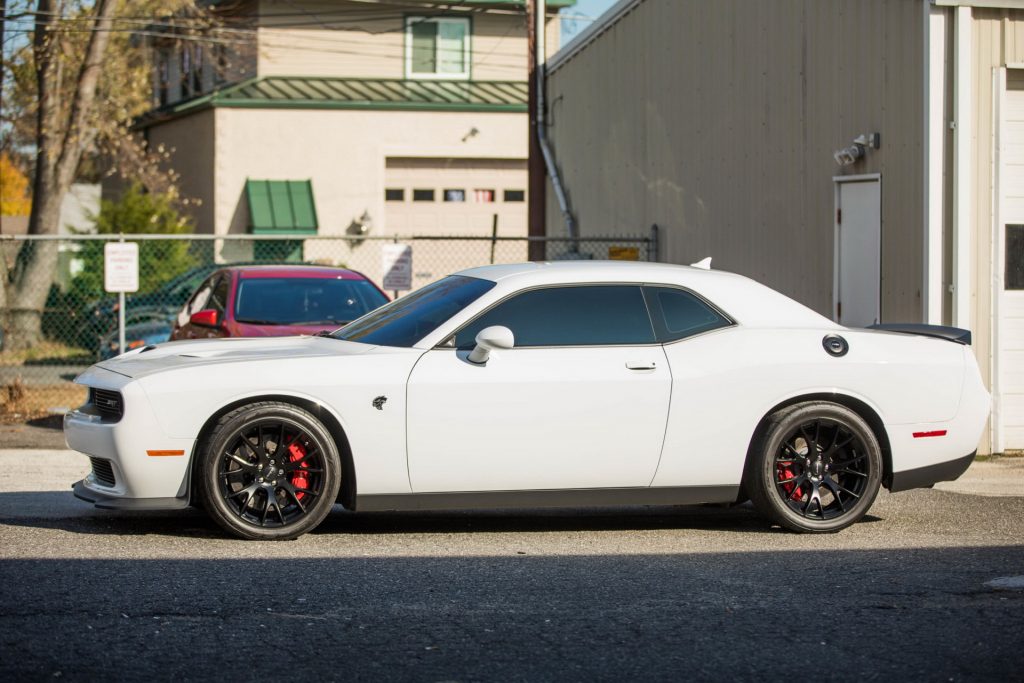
[535,0,579,247]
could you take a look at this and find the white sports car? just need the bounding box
[66,261,989,540]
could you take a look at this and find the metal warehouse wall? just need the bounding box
[545,0,926,322]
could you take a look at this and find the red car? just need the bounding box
[170,265,389,340]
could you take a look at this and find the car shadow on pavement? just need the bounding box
[0,490,883,538]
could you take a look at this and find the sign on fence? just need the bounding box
[608,246,640,261]
[104,242,140,293]
[382,243,413,291]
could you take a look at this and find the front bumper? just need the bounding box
[65,370,196,507]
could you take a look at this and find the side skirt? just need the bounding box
[355,485,740,513]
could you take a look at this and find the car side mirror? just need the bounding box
[189,309,220,328]
[467,326,514,365]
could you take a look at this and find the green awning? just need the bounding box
[245,179,318,234]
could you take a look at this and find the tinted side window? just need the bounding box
[209,276,230,314]
[177,275,217,327]
[644,286,731,342]
[455,285,655,349]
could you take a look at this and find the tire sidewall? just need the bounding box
[200,403,342,540]
[754,403,882,533]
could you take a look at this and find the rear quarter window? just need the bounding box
[643,286,732,342]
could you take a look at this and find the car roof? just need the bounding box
[227,265,368,280]
[454,261,837,330]
[458,260,731,284]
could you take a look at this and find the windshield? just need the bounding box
[235,277,389,325]
[333,275,495,347]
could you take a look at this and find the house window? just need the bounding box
[1008,225,1024,290]
[413,189,435,202]
[406,16,470,80]
[444,189,466,202]
[504,190,525,202]
[385,188,405,202]
[157,53,170,106]
[213,44,228,86]
[474,189,495,203]
[181,48,192,97]
[192,46,203,94]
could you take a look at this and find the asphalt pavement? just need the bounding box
[1,449,1022,681]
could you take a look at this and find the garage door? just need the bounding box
[384,157,529,287]
[384,157,527,237]
[999,70,1024,450]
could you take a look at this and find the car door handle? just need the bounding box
[626,361,657,371]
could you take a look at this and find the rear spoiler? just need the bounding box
[867,323,971,346]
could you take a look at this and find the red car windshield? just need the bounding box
[234,277,388,326]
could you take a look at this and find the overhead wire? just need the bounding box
[2,3,599,70]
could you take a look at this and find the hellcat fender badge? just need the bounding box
[372,396,387,411]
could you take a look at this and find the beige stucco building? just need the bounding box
[543,0,1024,454]
[139,0,568,272]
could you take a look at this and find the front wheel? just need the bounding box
[199,402,342,540]
[746,402,882,533]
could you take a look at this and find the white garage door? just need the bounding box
[384,157,528,287]
[998,71,1024,450]
[384,157,527,237]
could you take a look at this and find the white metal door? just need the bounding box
[998,74,1024,450]
[405,346,671,492]
[834,178,882,327]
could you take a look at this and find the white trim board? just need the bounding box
[934,0,1024,9]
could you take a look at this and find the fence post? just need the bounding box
[118,234,126,358]
[649,224,659,263]
[391,236,399,299]
[490,214,498,264]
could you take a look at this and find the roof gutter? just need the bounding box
[535,0,578,245]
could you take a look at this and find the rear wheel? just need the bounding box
[747,402,882,533]
[199,402,341,540]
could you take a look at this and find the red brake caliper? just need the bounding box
[777,463,804,500]
[288,441,310,501]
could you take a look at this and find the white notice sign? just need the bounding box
[104,242,139,293]
[382,243,412,291]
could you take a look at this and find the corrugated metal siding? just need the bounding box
[545,0,926,321]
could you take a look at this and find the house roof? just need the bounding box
[138,76,528,127]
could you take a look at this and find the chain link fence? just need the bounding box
[0,231,657,422]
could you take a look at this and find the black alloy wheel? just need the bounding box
[200,402,341,540]
[747,402,882,533]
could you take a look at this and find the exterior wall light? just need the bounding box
[834,132,881,166]
[346,210,373,245]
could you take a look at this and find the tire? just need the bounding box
[198,401,342,540]
[746,402,882,533]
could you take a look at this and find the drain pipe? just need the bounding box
[535,0,578,248]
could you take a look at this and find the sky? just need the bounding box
[561,0,619,46]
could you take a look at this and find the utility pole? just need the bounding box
[526,0,546,261]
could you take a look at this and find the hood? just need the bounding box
[94,335,376,379]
